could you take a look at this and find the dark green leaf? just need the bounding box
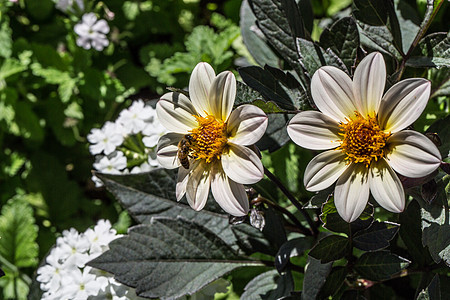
[296,38,348,76]
[235,81,264,105]
[303,187,333,209]
[96,171,238,246]
[275,237,313,273]
[89,218,263,300]
[430,68,450,98]
[241,269,294,300]
[354,251,410,281]
[320,17,360,71]
[319,266,347,298]
[240,0,281,67]
[298,0,314,33]
[14,102,44,141]
[399,201,433,266]
[44,98,77,146]
[280,0,306,40]
[231,208,287,257]
[417,274,441,300]
[247,0,306,86]
[232,223,274,256]
[426,115,450,158]
[357,23,402,59]
[352,0,403,57]
[0,199,38,269]
[238,65,309,111]
[320,197,374,235]
[421,178,450,265]
[235,80,291,113]
[407,33,450,68]
[255,113,294,152]
[395,0,421,53]
[353,221,400,251]
[260,208,288,252]
[25,0,54,21]
[309,235,350,263]
[301,257,332,300]
[422,179,438,204]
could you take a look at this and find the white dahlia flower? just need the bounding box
[287,52,442,222]
[156,62,268,216]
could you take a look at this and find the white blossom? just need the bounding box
[287,52,442,222]
[55,0,84,13]
[156,62,268,216]
[74,13,110,51]
[93,152,127,174]
[88,121,125,155]
[37,220,131,299]
[117,100,155,134]
[61,267,101,300]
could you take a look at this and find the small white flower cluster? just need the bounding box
[74,12,110,51]
[55,0,84,13]
[88,99,167,187]
[37,220,143,300]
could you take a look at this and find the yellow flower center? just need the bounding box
[336,112,390,167]
[189,114,228,163]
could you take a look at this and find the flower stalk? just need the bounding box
[264,167,319,236]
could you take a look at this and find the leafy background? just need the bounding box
[0,0,448,299]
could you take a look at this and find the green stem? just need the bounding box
[255,197,312,236]
[395,0,444,82]
[263,167,319,236]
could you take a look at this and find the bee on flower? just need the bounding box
[156,62,268,216]
[287,52,442,222]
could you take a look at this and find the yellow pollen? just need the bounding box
[189,114,228,163]
[336,112,390,167]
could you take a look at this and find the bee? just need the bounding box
[177,134,194,169]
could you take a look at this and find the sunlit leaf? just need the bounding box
[354,251,410,281]
[240,0,281,67]
[353,221,400,251]
[89,217,263,299]
[241,269,294,300]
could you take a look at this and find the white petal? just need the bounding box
[189,62,216,117]
[92,20,110,34]
[227,105,268,146]
[185,161,211,211]
[304,150,349,191]
[176,164,191,201]
[211,166,249,216]
[311,66,356,122]
[82,13,97,26]
[209,71,236,121]
[287,110,341,150]
[386,130,441,178]
[369,159,405,213]
[335,163,370,223]
[156,133,182,169]
[353,52,386,117]
[378,78,431,133]
[156,93,198,134]
[221,144,264,184]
